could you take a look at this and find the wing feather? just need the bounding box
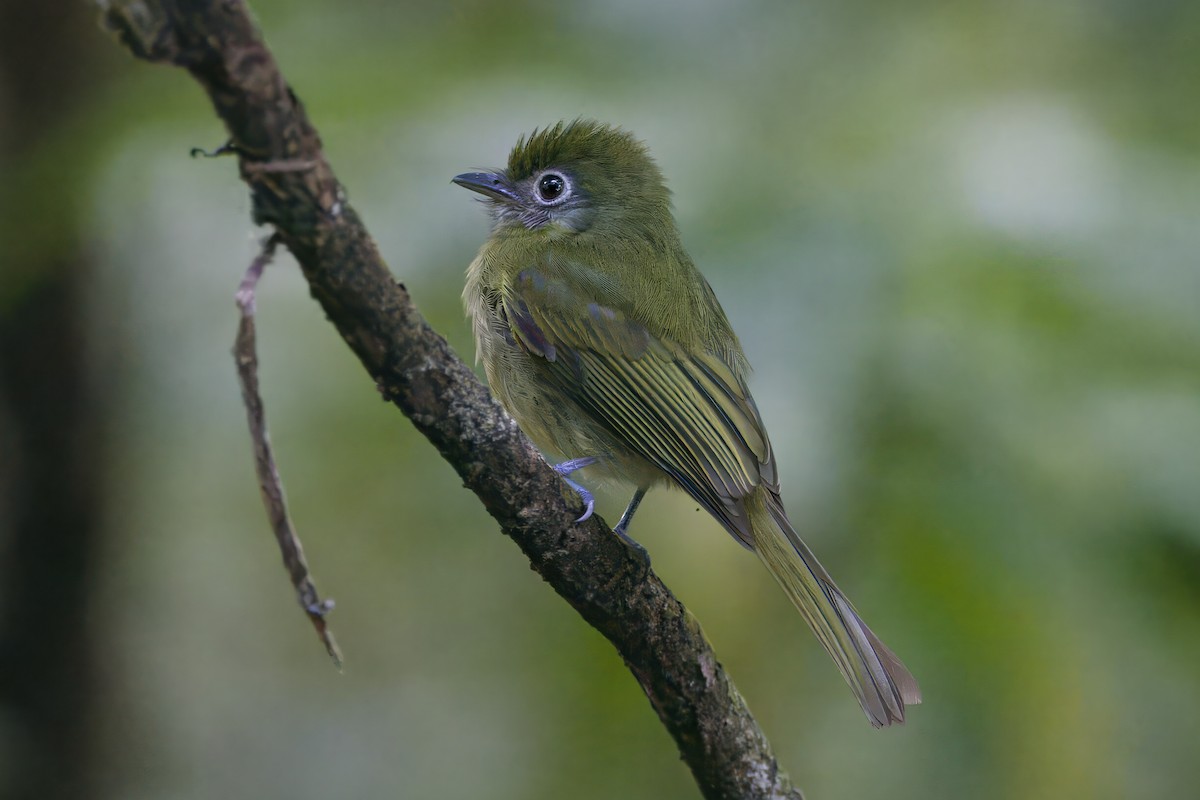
[502,268,775,545]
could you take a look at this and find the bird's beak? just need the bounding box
[452,171,521,203]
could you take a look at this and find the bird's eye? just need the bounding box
[536,173,568,203]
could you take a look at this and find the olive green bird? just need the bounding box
[454,119,921,727]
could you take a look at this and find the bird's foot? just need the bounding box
[612,487,651,566]
[553,456,600,475]
[553,457,599,522]
[613,519,651,567]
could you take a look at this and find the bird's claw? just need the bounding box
[613,521,651,566]
[558,475,595,522]
[553,457,599,522]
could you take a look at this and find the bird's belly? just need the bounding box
[477,329,664,491]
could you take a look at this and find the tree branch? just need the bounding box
[97,2,803,797]
[233,233,342,666]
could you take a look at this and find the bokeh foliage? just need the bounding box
[6,1,1198,798]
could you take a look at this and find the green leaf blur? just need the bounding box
[17,1,1199,798]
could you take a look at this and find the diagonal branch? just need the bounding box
[97,2,803,798]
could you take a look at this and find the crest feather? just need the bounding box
[506,119,655,180]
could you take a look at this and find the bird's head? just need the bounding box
[453,119,673,242]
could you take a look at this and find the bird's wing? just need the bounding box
[500,267,777,545]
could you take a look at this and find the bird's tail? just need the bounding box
[747,491,921,727]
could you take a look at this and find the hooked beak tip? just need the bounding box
[452,171,520,203]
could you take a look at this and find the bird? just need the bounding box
[454,119,920,727]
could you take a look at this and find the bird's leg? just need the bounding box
[613,487,650,561]
[552,461,651,567]
[614,487,646,540]
[552,456,599,522]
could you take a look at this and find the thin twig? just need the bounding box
[241,158,318,174]
[190,140,239,158]
[233,233,343,668]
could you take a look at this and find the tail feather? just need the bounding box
[749,492,921,727]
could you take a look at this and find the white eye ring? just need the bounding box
[535,171,571,205]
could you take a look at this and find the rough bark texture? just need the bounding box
[97,2,803,798]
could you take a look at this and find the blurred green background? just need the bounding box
[2,1,1199,798]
